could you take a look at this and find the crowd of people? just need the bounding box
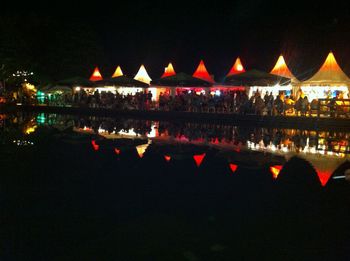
[38,88,350,117]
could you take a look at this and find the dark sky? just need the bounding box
[3,1,350,81]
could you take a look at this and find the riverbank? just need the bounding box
[2,104,350,130]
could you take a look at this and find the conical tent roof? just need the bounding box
[95,75,149,88]
[134,64,152,85]
[270,55,298,82]
[152,72,212,87]
[227,57,245,77]
[302,52,350,86]
[161,63,176,78]
[193,60,215,83]
[89,67,103,81]
[112,66,123,78]
[224,69,291,86]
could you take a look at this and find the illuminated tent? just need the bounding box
[89,67,103,81]
[161,63,176,78]
[95,76,149,88]
[270,55,299,83]
[224,69,291,86]
[300,52,350,100]
[226,57,245,77]
[193,60,215,83]
[225,69,291,97]
[134,65,152,85]
[152,72,212,87]
[302,52,350,86]
[112,66,123,78]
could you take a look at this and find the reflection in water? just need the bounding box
[1,112,350,186]
[0,113,349,260]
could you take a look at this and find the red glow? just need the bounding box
[91,140,99,151]
[227,57,246,77]
[193,153,206,167]
[229,163,238,173]
[270,165,283,179]
[114,148,121,155]
[316,171,332,187]
[89,67,103,81]
[192,60,215,83]
[233,147,241,153]
[164,155,171,162]
[161,63,176,78]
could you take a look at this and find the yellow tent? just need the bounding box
[300,52,350,100]
[112,66,123,78]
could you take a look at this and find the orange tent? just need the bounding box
[161,63,176,78]
[227,57,245,77]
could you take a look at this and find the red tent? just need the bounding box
[89,67,103,81]
[192,60,215,83]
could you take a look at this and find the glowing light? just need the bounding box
[227,57,245,77]
[302,51,350,86]
[91,140,99,151]
[229,163,238,173]
[114,148,121,155]
[25,126,37,135]
[193,153,206,167]
[192,60,214,83]
[270,55,295,79]
[215,90,221,96]
[270,165,283,179]
[316,171,332,187]
[75,87,81,91]
[161,63,176,78]
[164,155,171,162]
[112,66,123,78]
[23,83,37,92]
[134,64,152,84]
[136,140,151,158]
[89,67,103,81]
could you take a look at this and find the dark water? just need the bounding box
[0,113,349,260]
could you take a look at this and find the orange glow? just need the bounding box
[193,60,215,83]
[114,148,121,155]
[303,51,350,85]
[227,57,245,77]
[270,165,283,179]
[91,140,99,151]
[89,67,103,81]
[112,66,123,78]
[316,171,332,187]
[161,63,176,78]
[319,52,344,73]
[193,153,206,167]
[134,64,152,84]
[164,155,171,162]
[270,55,295,79]
[229,163,238,173]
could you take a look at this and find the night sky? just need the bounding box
[1,1,350,82]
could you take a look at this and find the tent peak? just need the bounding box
[227,57,245,77]
[193,60,214,83]
[89,67,103,81]
[134,64,152,85]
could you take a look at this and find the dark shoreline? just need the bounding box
[2,104,350,131]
